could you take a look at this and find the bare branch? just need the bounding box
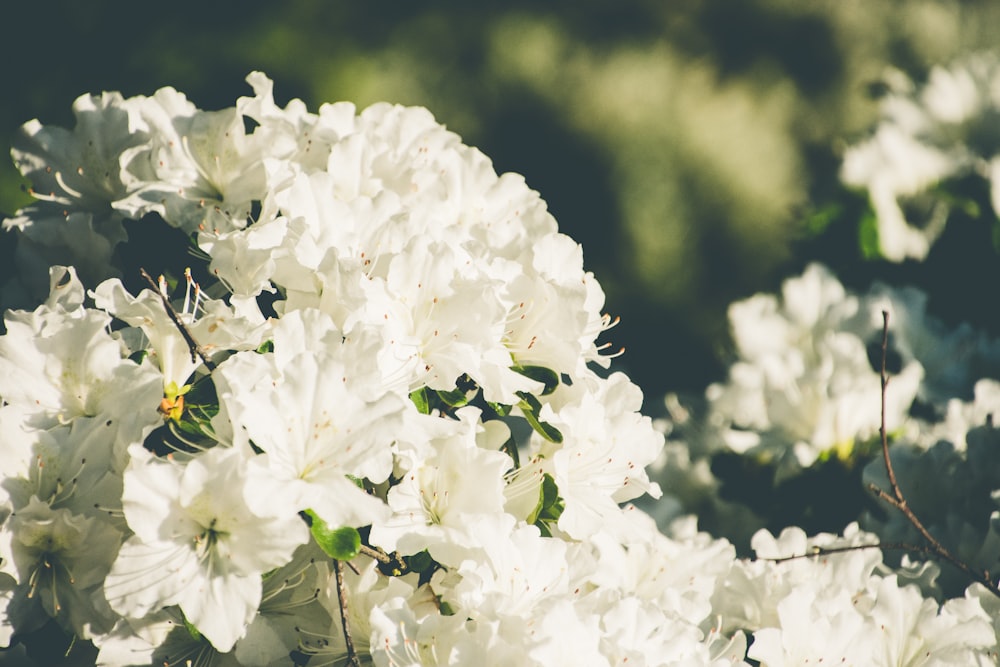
[334,559,361,667]
[869,310,1000,597]
[358,544,392,564]
[762,541,941,565]
[139,268,217,372]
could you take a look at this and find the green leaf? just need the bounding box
[500,435,520,469]
[531,474,565,532]
[517,392,563,443]
[516,392,564,443]
[404,550,435,573]
[183,615,202,642]
[487,401,512,417]
[525,481,545,525]
[409,387,430,414]
[256,339,274,354]
[305,510,361,560]
[538,474,564,520]
[539,473,559,511]
[858,208,881,260]
[512,365,560,395]
[435,387,469,408]
[801,202,842,237]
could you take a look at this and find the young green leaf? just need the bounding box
[512,365,560,395]
[500,435,520,469]
[404,550,435,574]
[487,401,512,417]
[517,392,564,443]
[435,386,470,408]
[409,387,430,414]
[305,510,361,560]
[858,208,881,260]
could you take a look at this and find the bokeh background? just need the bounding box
[3,0,1000,407]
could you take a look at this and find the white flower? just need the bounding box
[0,573,16,649]
[116,86,268,234]
[841,53,1000,261]
[713,523,883,635]
[536,373,663,540]
[856,281,1000,407]
[361,237,512,397]
[2,496,123,638]
[92,275,265,396]
[842,125,953,261]
[104,446,308,652]
[0,269,163,454]
[706,264,923,472]
[523,599,608,667]
[746,583,871,666]
[2,209,126,300]
[233,541,333,667]
[585,511,735,625]
[0,412,126,519]
[369,595,469,667]
[434,519,569,620]
[5,91,147,292]
[368,408,513,565]
[196,214,288,299]
[861,575,996,666]
[214,329,404,528]
[597,597,709,667]
[492,232,606,379]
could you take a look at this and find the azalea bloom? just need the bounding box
[104,446,308,652]
[215,325,405,528]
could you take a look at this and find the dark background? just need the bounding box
[3,0,1000,409]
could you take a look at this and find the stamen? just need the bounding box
[191,283,202,320]
[93,502,125,518]
[601,313,621,331]
[182,268,193,317]
[261,562,311,605]
[295,625,342,660]
[264,587,320,613]
[53,171,83,200]
[164,421,213,453]
[26,186,68,204]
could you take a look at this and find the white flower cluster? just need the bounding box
[0,73,697,665]
[646,258,1000,663]
[841,52,1000,261]
[700,263,1000,475]
[3,73,998,666]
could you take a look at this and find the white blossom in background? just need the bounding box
[705,263,923,474]
[714,524,998,666]
[842,52,1000,261]
[854,282,1000,409]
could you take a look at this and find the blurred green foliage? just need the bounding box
[3,0,1000,402]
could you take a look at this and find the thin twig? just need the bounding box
[869,310,1000,597]
[763,541,942,565]
[359,544,392,564]
[359,543,413,577]
[334,559,361,667]
[139,268,217,371]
